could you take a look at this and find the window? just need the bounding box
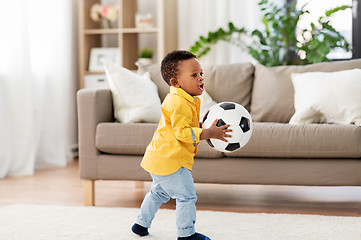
[352,0,361,58]
[287,0,360,59]
[296,0,353,59]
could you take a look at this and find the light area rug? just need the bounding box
[0,204,360,240]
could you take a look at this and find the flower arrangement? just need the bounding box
[90,3,119,28]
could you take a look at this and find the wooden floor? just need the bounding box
[1,160,360,216]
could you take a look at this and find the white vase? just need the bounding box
[136,58,153,66]
[137,58,153,65]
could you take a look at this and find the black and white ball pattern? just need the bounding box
[202,102,253,152]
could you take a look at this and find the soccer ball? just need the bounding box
[202,102,253,152]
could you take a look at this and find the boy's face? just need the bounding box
[170,58,204,96]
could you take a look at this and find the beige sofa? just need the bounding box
[77,59,361,206]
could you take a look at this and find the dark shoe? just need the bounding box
[177,232,211,240]
[131,223,149,236]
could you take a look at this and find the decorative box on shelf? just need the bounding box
[84,74,109,89]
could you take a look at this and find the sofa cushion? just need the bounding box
[96,123,157,155]
[250,59,361,123]
[202,63,255,111]
[225,122,361,158]
[139,63,255,112]
[195,140,224,158]
[95,122,223,158]
[103,60,162,123]
[138,64,170,102]
[199,89,217,121]
[290,69,361,126]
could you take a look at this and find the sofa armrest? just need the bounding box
[77,88,114,180]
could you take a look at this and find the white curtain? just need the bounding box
[0,0,78,178]
[177,0,284,65]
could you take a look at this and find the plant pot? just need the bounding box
[136,58,153,66]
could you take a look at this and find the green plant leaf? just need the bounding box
[200,36,207,43]
[325,5,351,16]
[251,30,267,45]
[139,47,153,58]
[228,22,235,31]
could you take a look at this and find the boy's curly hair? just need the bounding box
[161,50,197,86]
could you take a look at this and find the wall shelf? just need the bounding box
[78,0,178,89]
[84,29,119,34]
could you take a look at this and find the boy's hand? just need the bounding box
[200,119,232,142]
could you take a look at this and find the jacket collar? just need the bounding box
[170,86,199,103]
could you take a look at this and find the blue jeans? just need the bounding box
[136,167,197,237]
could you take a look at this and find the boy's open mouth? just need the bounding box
[199,84,204,91]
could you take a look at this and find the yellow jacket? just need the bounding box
[141,86,203,176]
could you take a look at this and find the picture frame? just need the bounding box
[89,47,121,72]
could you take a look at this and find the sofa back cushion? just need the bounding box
[250,59,361,123]
[139,63,255,111]
[139,64,170,102]
[203,63,254,111]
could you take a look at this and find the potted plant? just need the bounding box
[136,47,154,66]
[190,0,351,67]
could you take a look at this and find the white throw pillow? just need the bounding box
[199,90,217,121]
[289,69,361,126]
[103,59,162,123]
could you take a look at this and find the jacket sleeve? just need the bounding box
[169,104,203,145]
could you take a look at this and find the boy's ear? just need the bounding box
[170,78,180,88]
